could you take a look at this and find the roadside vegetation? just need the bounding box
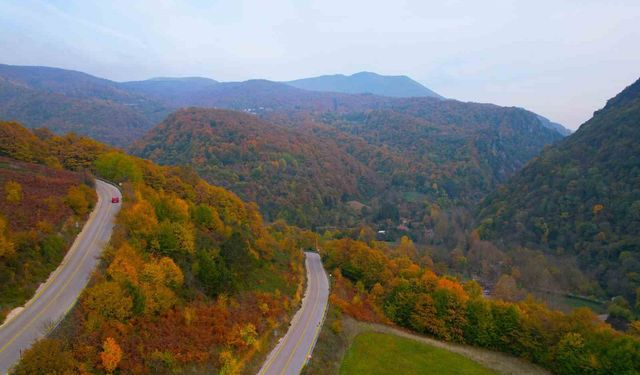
[303,234,640,375]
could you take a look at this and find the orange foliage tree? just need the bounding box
[100,337,123,373]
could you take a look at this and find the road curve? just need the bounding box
[0,180,121,375]
[259,252,329,375]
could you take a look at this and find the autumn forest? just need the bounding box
[0,41,639,375]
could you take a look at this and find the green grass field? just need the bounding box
[540,293,605,314]
[339,332,498,375]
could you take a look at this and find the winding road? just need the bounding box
[0,180,121,375]
[259,252,330,375]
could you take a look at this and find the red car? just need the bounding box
[111,197,120,204]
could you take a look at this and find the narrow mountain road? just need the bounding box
[0,180,121,375]
[259,252,330,375]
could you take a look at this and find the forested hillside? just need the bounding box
[314,99,564,200]
[132,108,381,228]
[3,122,306,374]
[477,78,640,303]
[134,100,564,239]
[0,122,97,322]
[0,65,168,146]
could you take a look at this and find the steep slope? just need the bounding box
[476,78,640,300]
[132,108,381,227]
[0,151,96,323]
[317,100,565,195]
[286,71,443,98]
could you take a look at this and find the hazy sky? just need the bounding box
[1,0,639,129]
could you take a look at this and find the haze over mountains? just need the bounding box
[0,64,571,146]
[1,60,640,373]
[3,1,640,372]
[0,62,572,234]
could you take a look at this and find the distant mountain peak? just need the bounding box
[285,71,443,99]
[146,76,218,83]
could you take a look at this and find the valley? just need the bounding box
[0,64,638,375]
[3,2,640,373]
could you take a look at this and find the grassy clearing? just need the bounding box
[303,308,550,375]
[340,332,498,375]
[540,292,605,314]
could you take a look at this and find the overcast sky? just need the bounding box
[1,0,639,129]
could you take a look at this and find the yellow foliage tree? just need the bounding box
[11,339,76,375]
[175,222,195,254]
[139,257,183,315]
[396,235,417,258]
[107,243,142,285]
[5,180,23,203]
[65,185,93,215]
[158,257,184,287]
[142,283,177,315]
[83,281,132,321]
[121,198,158,238]
[240,323,257,347]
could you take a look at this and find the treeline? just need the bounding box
[320,237,640,375]
[3,121,306,374]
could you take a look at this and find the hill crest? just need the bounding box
[285,71,443,98]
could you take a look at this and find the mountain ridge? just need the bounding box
[476,77,640,300]
[0,63,571,148]
[285,71,443,99]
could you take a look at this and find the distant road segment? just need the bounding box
[258,252,330,375]
[0,180,121,375]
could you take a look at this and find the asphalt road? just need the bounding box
[259,252,330,375]
[0,180,121,375]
